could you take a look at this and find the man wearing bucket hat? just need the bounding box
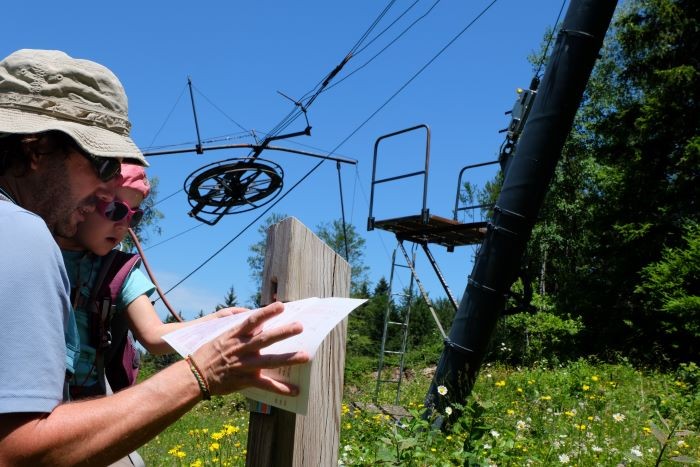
[0,49,308,465]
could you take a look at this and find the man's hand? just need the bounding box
[211,306,248,318]
[193,302,309,396]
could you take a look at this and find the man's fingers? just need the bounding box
[237,301,285,336]
[242,321,304,354]
[253,374,302,396]
[245,350,310,369]
[215,306,249,317]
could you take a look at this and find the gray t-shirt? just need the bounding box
[0,199,70,413]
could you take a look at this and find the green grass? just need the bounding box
[140,359,700,466]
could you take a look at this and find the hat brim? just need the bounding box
[0,107,148,167]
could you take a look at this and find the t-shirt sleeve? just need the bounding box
[0,207,69,413]
[117,267,156,310]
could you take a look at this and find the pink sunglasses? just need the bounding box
[96,199,144,228]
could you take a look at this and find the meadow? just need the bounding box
[140,358,699,466]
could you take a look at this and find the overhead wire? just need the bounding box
[325,0,443,93]
[336,161,350,260]
[533,0,567,79]
[146,83,188,150]
[352,0,399,54]
[152,0,406,291]
[333,0,500,153]
[145,223,205,250]
[160,0,500,295]
[350,165,359,225]
[192,84,249,134]
[158,157,327,299]
[144,0,414,158]
[351,0,422,57]
[150,188,182,208]
[299,0,401,105]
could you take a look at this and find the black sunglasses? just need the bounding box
[96,199,144,228]
[83,153,122,182]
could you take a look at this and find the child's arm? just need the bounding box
[125,295,247,355]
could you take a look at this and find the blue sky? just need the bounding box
[4,0,571,319]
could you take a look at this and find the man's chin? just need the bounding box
[53,220,79,239]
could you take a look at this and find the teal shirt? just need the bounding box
[61,250,156,388]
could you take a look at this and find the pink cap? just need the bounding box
[119,163,150,198]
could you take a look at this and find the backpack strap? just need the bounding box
[87,250,141,393]
[88,250,141,349]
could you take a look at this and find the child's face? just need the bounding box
[73,187,144,256]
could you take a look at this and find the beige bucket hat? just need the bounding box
[0,49,147,166]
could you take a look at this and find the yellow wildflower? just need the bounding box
[591,375,599,382]
[495,380,506,387]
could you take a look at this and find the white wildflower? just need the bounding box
[612,413,626,423]
[437,385,448,396]
[558,453,570,464]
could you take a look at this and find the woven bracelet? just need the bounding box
[185,355,211,400]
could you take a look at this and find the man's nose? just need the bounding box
[95,181,116,202]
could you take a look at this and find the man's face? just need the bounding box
[35,147,116,237]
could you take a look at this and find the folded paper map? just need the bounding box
[162,297,367,414]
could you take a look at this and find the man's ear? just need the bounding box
[20,141,43,171]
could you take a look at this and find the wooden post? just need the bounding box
[246,217,351,467]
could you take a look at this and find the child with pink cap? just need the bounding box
[57,163,238,398]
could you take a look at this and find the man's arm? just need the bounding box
[0,302,309,466]
[0,360,200,466]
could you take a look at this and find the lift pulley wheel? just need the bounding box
[184,158,284,225]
